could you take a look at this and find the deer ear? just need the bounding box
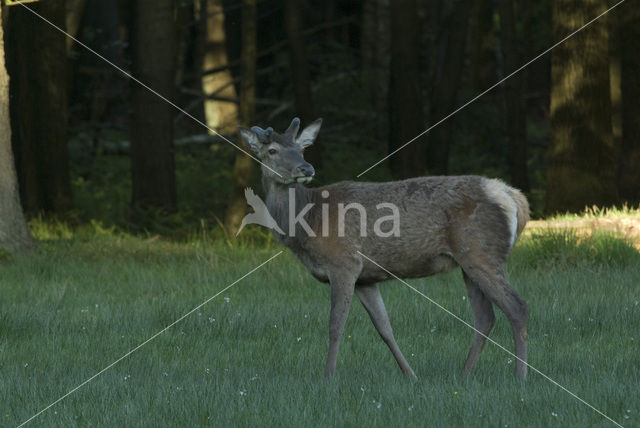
[296,118,322,149]
[238,126,261,153]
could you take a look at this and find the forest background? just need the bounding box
[0,0,638,249]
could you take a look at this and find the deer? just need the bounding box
[238,117,530,380]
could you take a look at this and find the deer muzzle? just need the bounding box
[294,164,315,183]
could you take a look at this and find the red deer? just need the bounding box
[238,118,530,379]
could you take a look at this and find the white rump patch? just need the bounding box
[483,179,518,247]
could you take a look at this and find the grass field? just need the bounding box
[1,229,639,427]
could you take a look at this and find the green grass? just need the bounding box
[1,231,639,427]
[548,205,640,221]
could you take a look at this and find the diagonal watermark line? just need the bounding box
[357,0,626,178]
[356,250,623,428]
[18,251,283,427]
[16,2,282,178]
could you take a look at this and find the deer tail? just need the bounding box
[507,188,530,241]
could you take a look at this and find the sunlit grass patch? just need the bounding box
[28,216,75,240]
[549,204,640,221]
[513,229,640,269]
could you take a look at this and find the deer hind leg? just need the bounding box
[462,272,496,376]
[461,264,528,379]
[355,284,417,380]
[324,273,356,378]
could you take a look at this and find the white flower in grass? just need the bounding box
[239,390,247,396]
[224,297,230,303]
[209,317,216,323]
[296,337,302,342]
[408,405,414,411]
[551,412,558,417]
[507,358,512,365]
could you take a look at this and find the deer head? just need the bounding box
[238,117,322,184]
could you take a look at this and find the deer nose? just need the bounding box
[296,164,315,177]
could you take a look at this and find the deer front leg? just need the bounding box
[324,275,355,377]
[355,284,417,379]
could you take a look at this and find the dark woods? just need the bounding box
[1,0,638,241]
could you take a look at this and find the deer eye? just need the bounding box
[268,148,277,155]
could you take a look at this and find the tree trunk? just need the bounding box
[200,0,238,134]
[324,0,336,43]
[81,0,124,136]
[365,0,390,144]
[617,2,640,205]
[65,0,86,54]
[360,0,377,70]
[174,0,192,91]
[224,0,256,235]
[498,0,529,192]
[6,0,73,214]
[468,0,497,158]
[608,9,622,157]
[388,0,424,179]
[283,0,321,167]
[0,10,33,253]
[545,0,618,214]
[426,0,470,175]
[130,0,177,212]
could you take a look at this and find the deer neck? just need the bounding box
[262,176,317,241]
